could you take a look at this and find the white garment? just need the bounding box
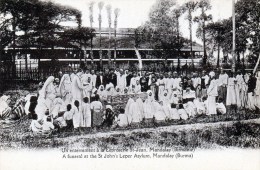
[226,78,237,106]
[216,103,226,114]
[72,105,81,128]
[80,103,91,127]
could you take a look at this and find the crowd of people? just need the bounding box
[26,67,260,134]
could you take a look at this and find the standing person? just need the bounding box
[126,70,133,87]
[97,85,107,102]
[149,74,158,100]
[157,74,165,102]
[71,71,87,104]
[226,72,237,106]
[96,71,103,88]
[247,73,256,110]
[218,69,229,104]
[201,70,210,98]
[116,69,127,92]
[64,104,73,131]
[90,96,103,129]
[40,76,56,100]
[206,73,218,115]
[59,74,72,105]
[103,68,110,87]
[90,70,97,88]
[140,72,149,92]
[72,100,81,131]
[109,69,117,87]
[191,73,201,98]
[80,97,91,130]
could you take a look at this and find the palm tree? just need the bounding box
[88,1,95,65]
[106,4,112,68]
[183,1,198,59]
[194,0,212,65]
[114,8,120,66]
[98,1,104,69]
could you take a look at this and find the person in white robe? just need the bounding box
[206,73,218,115]
[178,104,188,120]
[50,98,64,119]
[80,97,91,128]
[97,85,107,102]
[153,101,167,123]
[124,98,134,125]
[59,74,72,105]
[71,72,87,104]
[82,76,92,100]
[157,74,165,101]
[136,98,145,119]
[29,114,42,134]
[193,98,206,115]
[128,98,143,125]
[113,86,121,96]
[226,73,237,106]
[90,70,97,88]
[216,102,227,114]
[72,100,81,129]
[143,90,156,123]
[40,76,56,100]
[170,104,180,120]
[116,69,127,92]
[234,77,241,108]
[184,102,196,117]
[115,113,128,127]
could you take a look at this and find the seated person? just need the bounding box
[42,116,54,134]
[216,97,227,115]
[29,113,42,134]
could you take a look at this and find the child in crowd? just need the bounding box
[63,104,73,131]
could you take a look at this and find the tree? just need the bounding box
[114,8,120,65]
[171,5,186,58]
[194,0,212,64]
[98,1,104,69]
[88,1,95,65]
[204,21,225,67]
[183,1,198,59]
[106,4,112,67]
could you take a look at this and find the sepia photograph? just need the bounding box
[0,0,260,169]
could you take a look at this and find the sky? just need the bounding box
[44,0,234,44]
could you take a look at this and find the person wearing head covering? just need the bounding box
[29,114,42,134]
[80,97,91,128]
[113,86,121,96]
[90,95,103,128]
[161,90,171,107]
[206,73,218,115]
[128,97,143,126]
[90,70,97,88]
[90,87,98,102]
[59,74,72,105]
[124,98,134,125]
[191,72,201,98]
[154,101,167,123]
[136,97,145,119]
[40,76,56,100]
[144,90,156,122]
[97,85,107,103]
[184,102,196,117]
[71,71,87,104]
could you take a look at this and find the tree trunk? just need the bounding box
[217,42,220,67]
